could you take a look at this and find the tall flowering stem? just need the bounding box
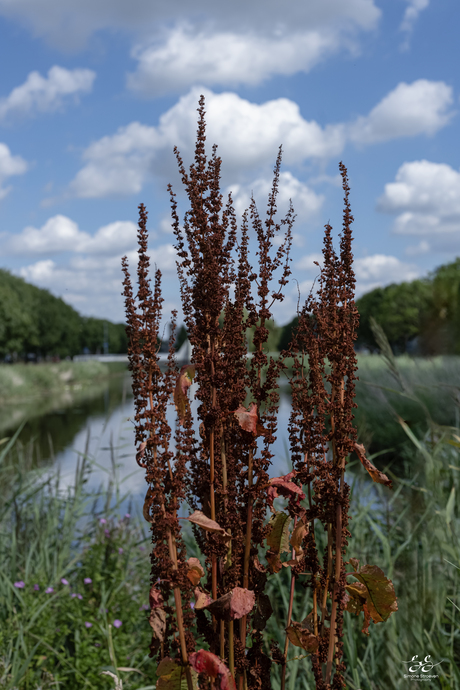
[122,97,397,690]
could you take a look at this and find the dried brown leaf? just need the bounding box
[186,510,232,544]
[354,442,393,489]
[286,621,319,653]
[205,587,255,621]
[173,364,196,426]
[186,557,205,586]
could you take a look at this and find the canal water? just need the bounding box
[4,369,296,517]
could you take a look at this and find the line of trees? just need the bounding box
[0,269,128,360]
[1,256,458,361]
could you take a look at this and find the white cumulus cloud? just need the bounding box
[349,80,455,145]
[67,87,345,198]
[377,160,460,245]
[400,0,429,50]
[6,215,139,256]
[128,25,339,95]
[0,0,380,54]
[0,142,29,200]
[0,66,95,122]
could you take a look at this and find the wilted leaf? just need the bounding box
[252,593,273,631]
[149,586,164,609]
[174,364,196,426]
[346,559,398,633]
[290,518,308,555]
[266,472,306,511]
[231,403,268,437]
[265,550,283,574]
[187,557,205,586]
[189,649,236,690]
[286,621,319,653]
[354,443,393,489]
[186,511,232,545]
[156,658,199,690]
[148,586,166,651]
[143,487,154,523]
[266,512,292,554]
[194,588,213,610]
[136,441,147,468]
[205,587,255,621]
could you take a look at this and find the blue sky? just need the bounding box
[0,0,458,329]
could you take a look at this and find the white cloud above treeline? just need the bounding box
[378,159,460,253]
[0,66,95,122]
[65,80,455,201]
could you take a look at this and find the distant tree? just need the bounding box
[356,279,433,353]
[421,258,460,355]
[174,324,188,352]
[277,315,299,352]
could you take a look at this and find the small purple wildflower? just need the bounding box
[118,547,123,555]
[139,546,145,551]
[14,581,25,589]
[99,518,107,524]
[71,593,77,598]
[77,594,83,600]
[139,603,149,611]
[84,578,92,585]
[104,529,110,538]
[113,619,122,628]
[124,513,131,519]
[94,643,100,648]
[45,587,54,594]
[61,578,69,586]
[190,602,195,609]
[33,584,40,591]
[84,622,92,628]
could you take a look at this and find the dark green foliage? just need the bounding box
[277,316,298,352]
[0,269,127,359]
[174,324,188,351]
[355,279,433,354]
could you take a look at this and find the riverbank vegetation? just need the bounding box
[0,356,458,688]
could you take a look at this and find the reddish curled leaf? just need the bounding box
[346,558,398,633]
[286,621,319,653]
[189,650,236,690]
[174,364,196,426]
[143,487,154,523]
[149,586,164,609]
[354,442,393,489]
[231,403,269,437]
[205,587,255,621]
[186,510,232,545]
[266,472,306,511]
[136,441,147,468]
[186,557,205,586]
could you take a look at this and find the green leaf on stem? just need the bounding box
[189,649,236,690]
[156,658,199,690]
[174,364,196,426]
[266,511,292,554]
[345,559,398,634]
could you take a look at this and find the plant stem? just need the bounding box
[281,514,298,690]
[238,447,254,690]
